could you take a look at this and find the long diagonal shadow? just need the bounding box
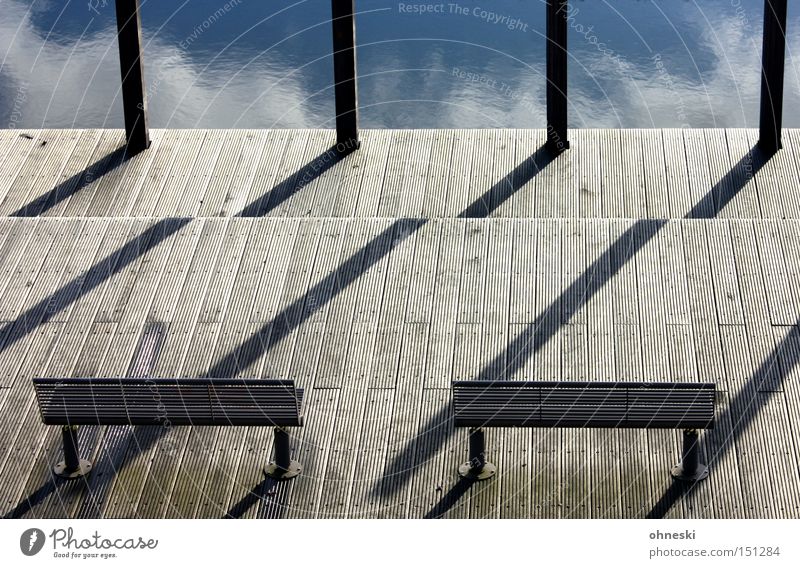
[7,136,766,518]
[646,322,800,518]
[9,146,130,217]
[1,136,556,517]
[4,324,169,518]
[215,143,554,515]
[0,219,190,360]
[238,144,352,218]
[209,143,554,377]
[391,144,770,517]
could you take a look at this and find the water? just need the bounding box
[1,0,798,129]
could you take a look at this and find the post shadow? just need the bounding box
[0,218,189,358]
[238,143,356,218]
[211,142,558,516]
[2,478,62,518]
[8,146,130,217]
[212,144,556,376]
[380,143,771,514]
[459,144,555,218]
[2,133,554,518]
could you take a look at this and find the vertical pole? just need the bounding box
[758,0,788,154]
[115,0,150,154]
[681,429,699,477]
[458,427,496,480]
[62,425,80,473]
[274,427,291,470]
[546,0,569,152]
[265,426,302,480]
[330,0,360,151]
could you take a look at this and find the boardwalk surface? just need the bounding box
[1,128,800,519]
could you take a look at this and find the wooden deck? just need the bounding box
[1,128,800,519]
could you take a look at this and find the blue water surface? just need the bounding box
[1,0,798,128]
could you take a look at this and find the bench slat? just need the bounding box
[33,378,304,427]
[452,381,715,429]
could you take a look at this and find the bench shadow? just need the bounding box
[393,142,772,517]
[3,478,62,518]
[645,480,687,519]
[423,478,473,519]
[224,477,287,519]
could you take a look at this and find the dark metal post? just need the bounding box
[115,0,150,154]
[671,429,709,482]
[63,426,80,472]
[274,427,291,470]
[458,428,497,480]
[264,427,302,481]
[758,0,788,153]
[546,0,569,152]
[54,425,92,479]
[330,0,360,152]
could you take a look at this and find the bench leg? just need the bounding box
[458,428,497,481]
[264,427,302,481]
[53,426,93,479]
[670,429,709,482]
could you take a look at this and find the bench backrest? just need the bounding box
[33,378,304,427]
[452,381,715,429]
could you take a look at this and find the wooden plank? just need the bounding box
[421,131,454,218]
[575,129,602,218]
[353,131,393,217]
[445,130,474,216]
[284,388,340,519]
[59,131,127,217]
[149,129,208,217]
[662,129,692,218]
[457,219,487,323]
[641,129,670,218]
[754,220,797,325]
[406,388,457,519]
[346,388,395,518]
[683,129,713,217]
[0,131,54,206]
[197,219,250,323]
[0,130,81,216]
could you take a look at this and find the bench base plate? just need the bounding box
[458,461,497,481]
[53,459,93,479]
[264,460,302,481]
[670,463,709,483]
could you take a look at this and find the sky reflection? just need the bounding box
[1,0,798,129]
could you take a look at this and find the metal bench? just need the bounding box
[452,380,716,482]
[33,378,304,481]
